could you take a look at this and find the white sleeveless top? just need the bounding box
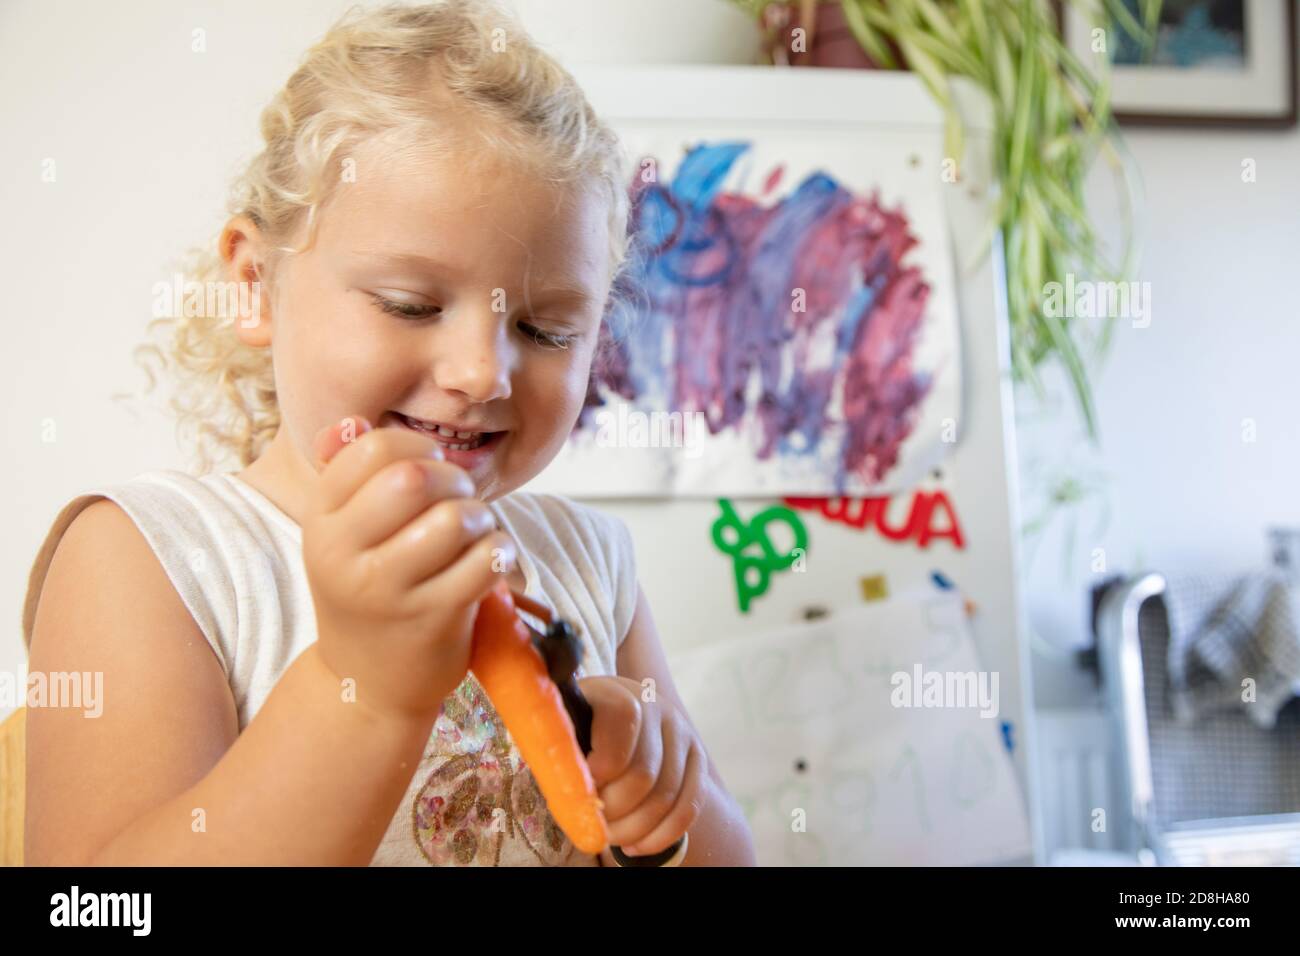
[21,470,640,867]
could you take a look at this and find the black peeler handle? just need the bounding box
[534,619,686,867]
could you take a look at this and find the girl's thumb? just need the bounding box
[312,415,372,470]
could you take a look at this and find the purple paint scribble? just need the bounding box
[583,141,935,491]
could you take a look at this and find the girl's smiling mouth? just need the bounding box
[384,411,507,467]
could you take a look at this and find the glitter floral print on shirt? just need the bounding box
[412,672,575,866]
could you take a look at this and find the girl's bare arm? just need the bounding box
[25,499,436,866]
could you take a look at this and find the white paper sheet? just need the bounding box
[667,590,1031,865]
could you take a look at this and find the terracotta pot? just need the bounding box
[763,1,902,69]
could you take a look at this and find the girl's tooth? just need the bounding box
[409,425,487,452]
[404,417,485,446]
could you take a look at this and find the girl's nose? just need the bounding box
[433,313,513,404]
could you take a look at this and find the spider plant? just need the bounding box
[726,0,1161,441]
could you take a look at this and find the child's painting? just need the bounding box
[525,126,962,498]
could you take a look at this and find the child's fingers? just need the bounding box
[408,528,517,615]
[313,421,445,514]
[364,496,498,590]
[599,709,674,830]
[619,742,707,857]
[311,415,372,469]
[335,460,476,551]
[578,677,643,787]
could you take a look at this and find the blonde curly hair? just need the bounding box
[136,0,632,474]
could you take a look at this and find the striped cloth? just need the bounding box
[1163,571,1300,729]
[1137,590,1300,826]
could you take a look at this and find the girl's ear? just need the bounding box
[220,216,273,348]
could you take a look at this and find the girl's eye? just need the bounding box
[372,293,575,349]
[519,321,578,351]
[370,293,441,319]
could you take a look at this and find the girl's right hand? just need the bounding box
[302,415,517,721]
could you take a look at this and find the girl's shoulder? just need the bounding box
[22,470,292,667]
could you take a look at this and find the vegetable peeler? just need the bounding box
[510,589,689,868]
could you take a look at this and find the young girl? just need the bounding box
[22,0,754,867]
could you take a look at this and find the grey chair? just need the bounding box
[1095,573,1300,865]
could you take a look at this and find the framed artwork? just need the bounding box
[1062,0,1297,128]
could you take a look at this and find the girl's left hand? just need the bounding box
[577,675,710,858]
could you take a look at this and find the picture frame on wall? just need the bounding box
[1061,0,1298,128]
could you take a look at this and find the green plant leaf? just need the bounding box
[991,26,1017,119]
[1006,3,1038,191]
[912,0,965,50]
[894,32,964,159]
[956,0,991,53]
[1042,308,1099,440]
[1102,0,1146,42]
[839,0,900,68]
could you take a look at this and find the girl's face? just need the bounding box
[241,138,613,503]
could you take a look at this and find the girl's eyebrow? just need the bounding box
[354,250,466,278]
[354,250,597,308]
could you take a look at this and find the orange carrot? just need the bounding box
[470,580,608,855]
